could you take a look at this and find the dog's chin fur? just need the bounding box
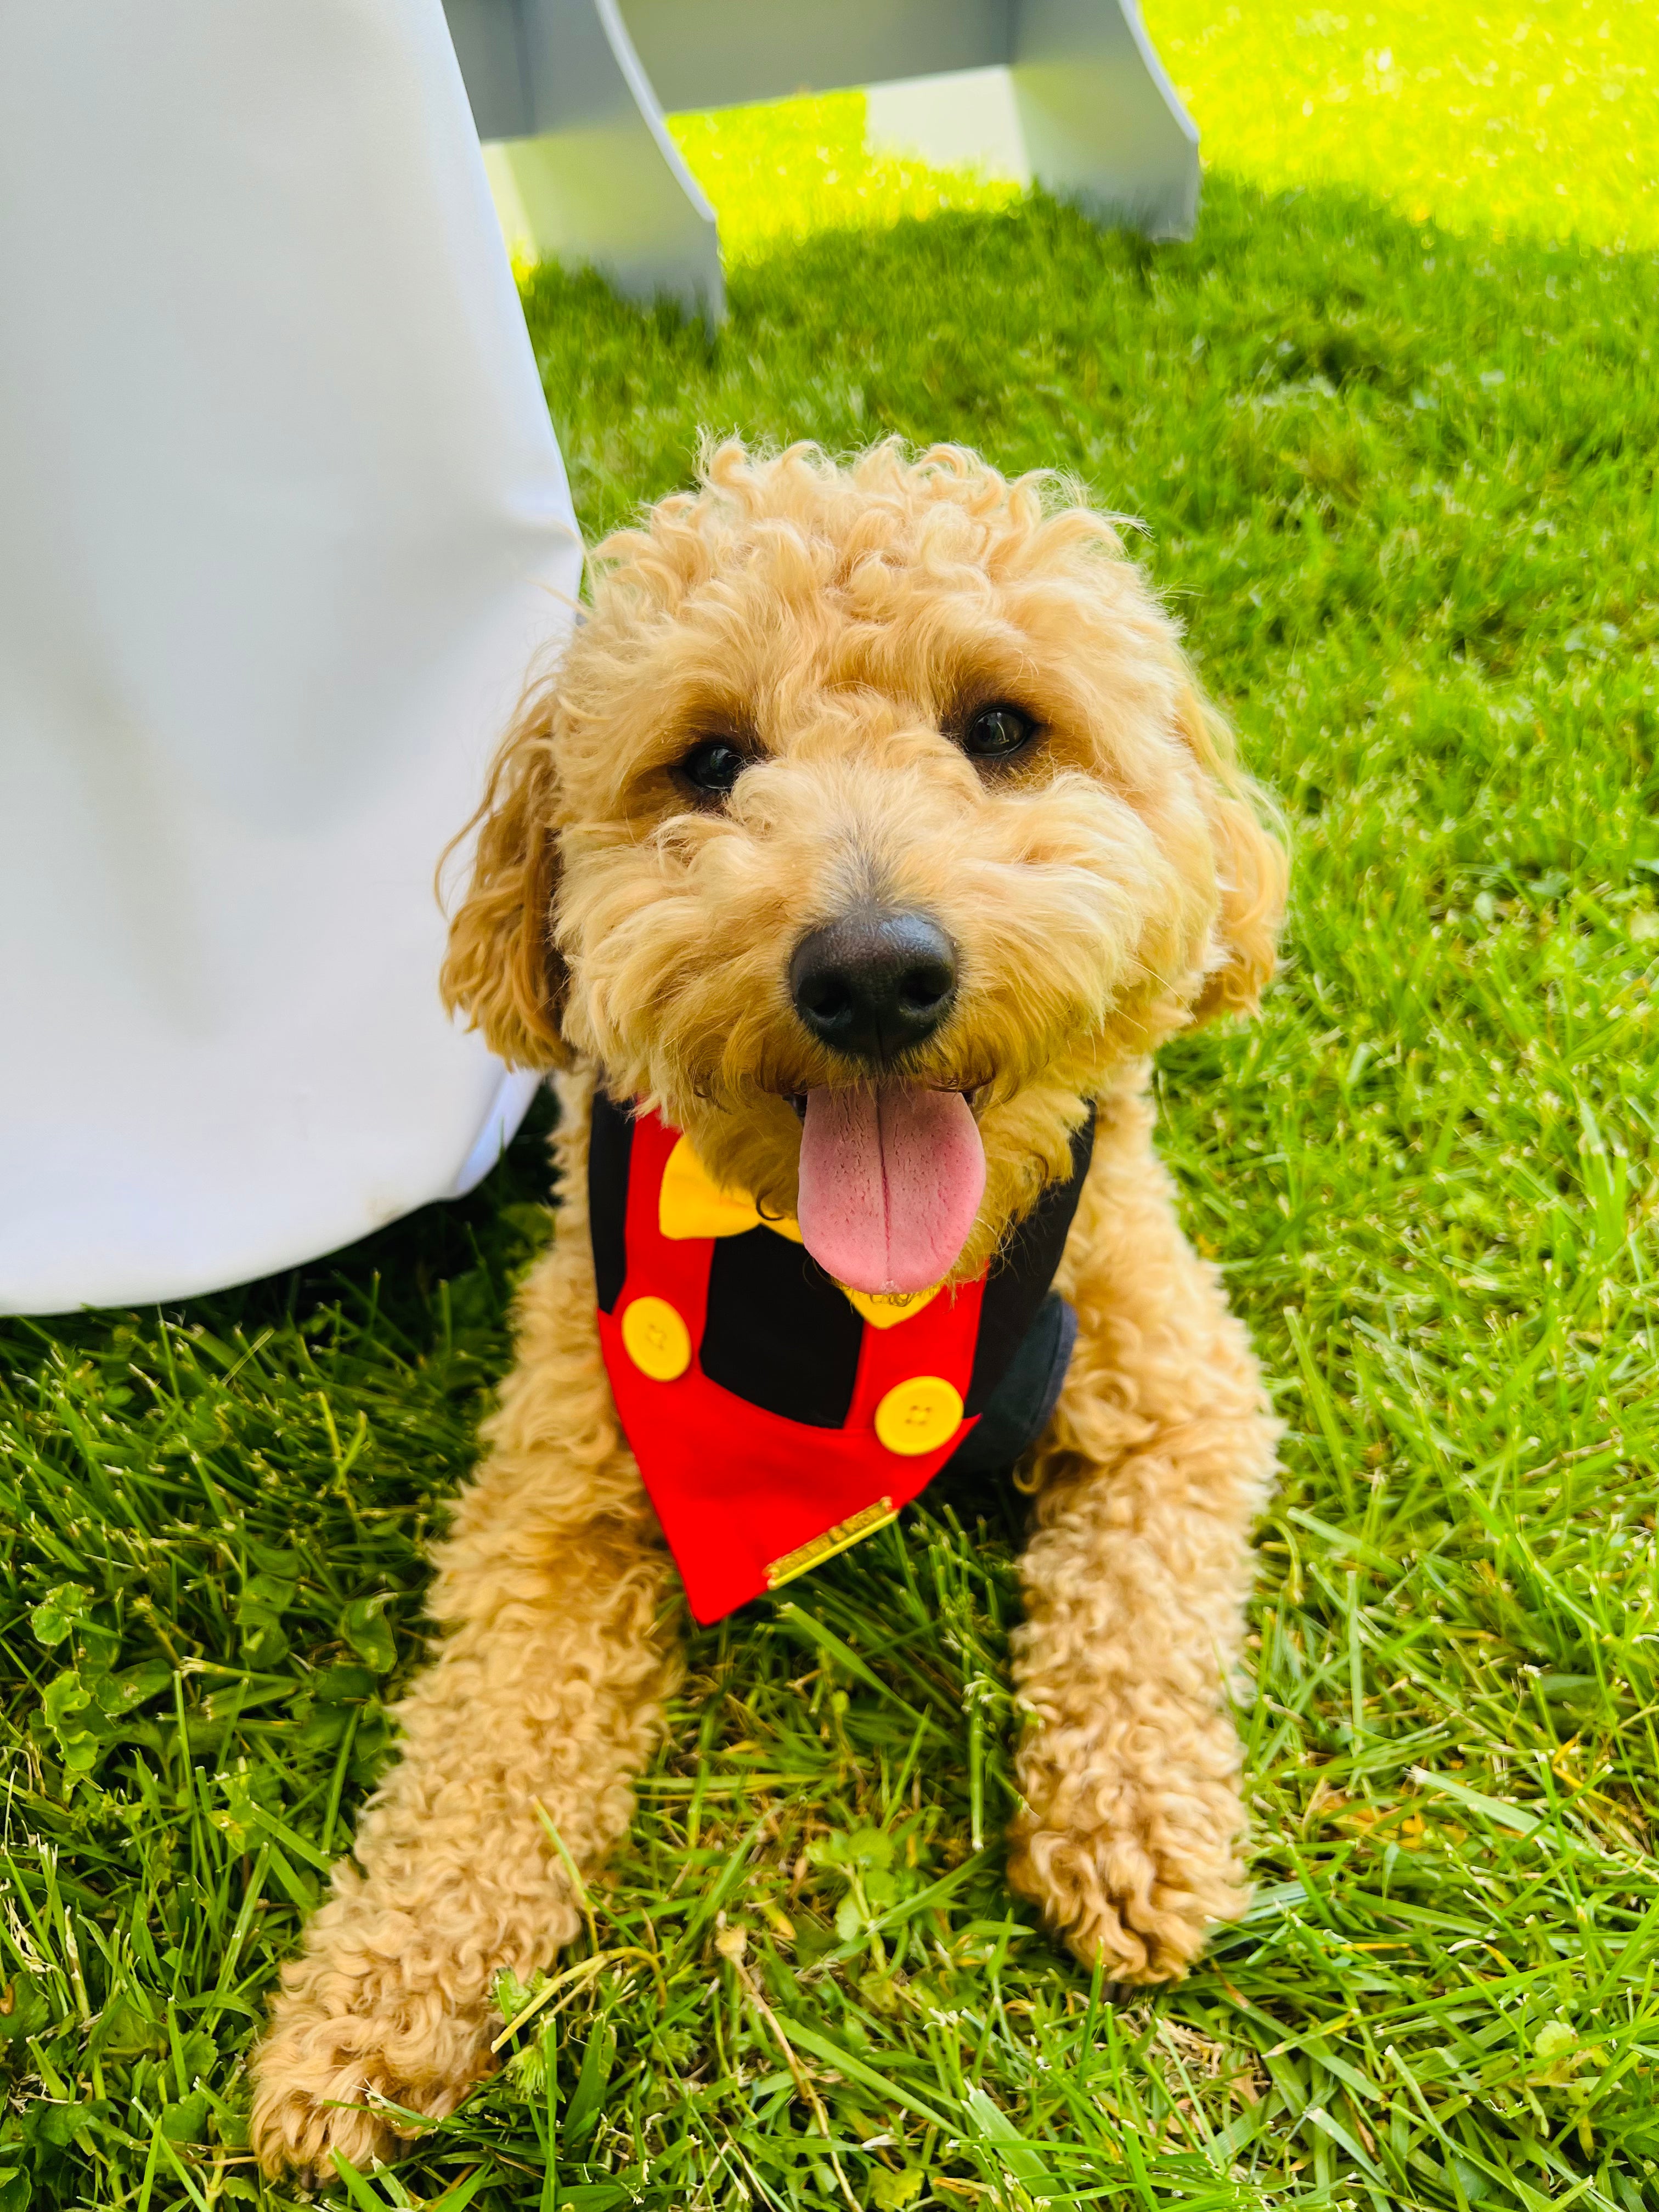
[442,438,1284,1265]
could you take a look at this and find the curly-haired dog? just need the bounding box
[251,441,1286,2175]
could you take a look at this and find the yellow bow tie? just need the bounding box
[657,1135,941,1329]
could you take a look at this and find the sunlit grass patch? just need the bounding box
[1146,0,1659,251]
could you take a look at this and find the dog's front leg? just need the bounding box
[251,1232,680,2178]
[1007,1084,1278,1983]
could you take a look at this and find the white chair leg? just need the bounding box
[865,66,1032,187]
[863,4,1198,236]
[1011,0,1199,241]
[448,0,722,318]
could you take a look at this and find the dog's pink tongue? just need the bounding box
[797,1086,985,1295]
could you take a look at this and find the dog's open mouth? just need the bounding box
[793,1085,986,1295]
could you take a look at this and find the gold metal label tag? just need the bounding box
[765,1496,898,1590]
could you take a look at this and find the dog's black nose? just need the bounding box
[789,909,958,1064]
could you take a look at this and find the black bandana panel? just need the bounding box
[588,1086,634,1314]
[963,1110,1094,1415]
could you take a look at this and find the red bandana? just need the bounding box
[589,1093,1091,1622]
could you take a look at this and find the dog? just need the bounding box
[250,439,1286,2176]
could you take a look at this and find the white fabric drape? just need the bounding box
[0,0,580,1313]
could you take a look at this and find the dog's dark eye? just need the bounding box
[676,738,749,799]
[960,703,1036,761]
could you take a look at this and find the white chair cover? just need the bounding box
[0,0,581,1314]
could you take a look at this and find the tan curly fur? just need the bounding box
[251,439,1286,2175]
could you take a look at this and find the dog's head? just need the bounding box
[444,441,1284,1292]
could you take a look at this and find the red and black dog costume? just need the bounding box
[590,1091,1093,1623]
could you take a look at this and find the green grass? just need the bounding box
[5,12,1659,2209]
[662,7,1659,264]
[1146,0,1659,253]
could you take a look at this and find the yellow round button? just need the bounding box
[621,1295,692,1381]
[874,1375,964,1457]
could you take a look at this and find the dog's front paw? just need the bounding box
[250,1989,493,2181]
[1007,1778,1249,1982]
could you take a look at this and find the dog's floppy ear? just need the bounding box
[439,685,571,1069]
[1176,685,1288,1022]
